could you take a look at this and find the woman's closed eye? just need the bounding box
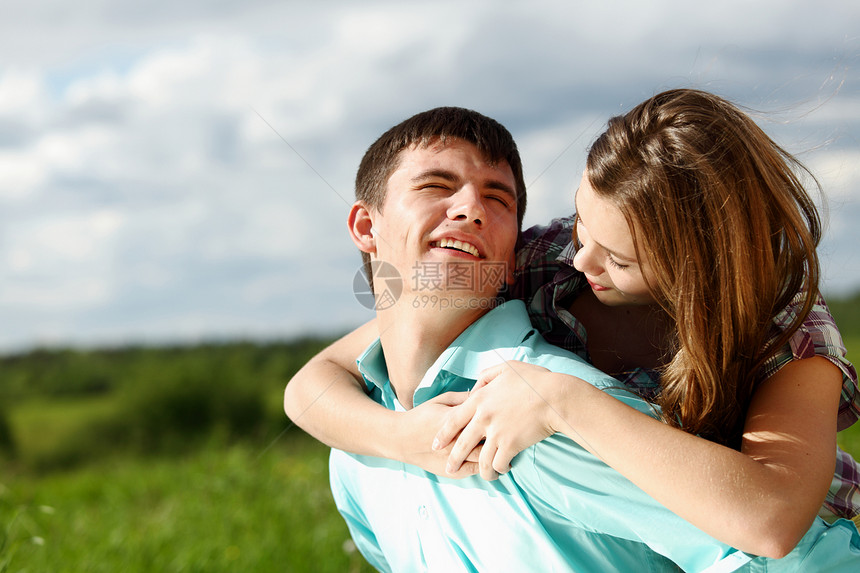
[607,256,629,270]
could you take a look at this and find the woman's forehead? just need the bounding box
[575,175,638,263]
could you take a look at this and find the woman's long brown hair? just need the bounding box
[586,89,822,448]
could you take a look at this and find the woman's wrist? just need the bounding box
[541,371,589,437]
[372,409,409,461]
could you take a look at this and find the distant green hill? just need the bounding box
[0,336,336,469]
[828,291,860,338]
[0,337,335,401]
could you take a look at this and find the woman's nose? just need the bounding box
[572,241,601,276]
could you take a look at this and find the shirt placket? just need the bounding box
[413,484,460,571]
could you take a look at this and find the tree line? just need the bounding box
[0,337,334,469]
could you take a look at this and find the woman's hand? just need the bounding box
[433,361,565,481]
[398,391,482,478]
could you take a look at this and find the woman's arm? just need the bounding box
[284,320,385,453]
[284,319,478,476]
[437,356,842,558]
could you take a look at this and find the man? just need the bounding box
[327,107,749,572]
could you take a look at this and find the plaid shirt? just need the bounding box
[510,215,860,522]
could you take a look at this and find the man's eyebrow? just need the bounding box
[485,178,517,200]
[411,169,517,199]
[411,169,459,184]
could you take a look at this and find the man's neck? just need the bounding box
[377,299,487,409]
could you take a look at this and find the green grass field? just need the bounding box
[1,435,373,573]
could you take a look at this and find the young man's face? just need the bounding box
[370,137,519,303]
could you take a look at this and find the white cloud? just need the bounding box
[0,68,48,117]
[810,150,860,202]
[0,150,47,198]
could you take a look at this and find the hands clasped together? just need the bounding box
[408,361,573,481]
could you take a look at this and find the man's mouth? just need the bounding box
[431,238,481,258]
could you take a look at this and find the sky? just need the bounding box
[1,0,859,352]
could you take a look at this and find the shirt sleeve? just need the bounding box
[329,451,392,573]
[767,292,859,431]
[510,389,747,572]
[508,341,749,571]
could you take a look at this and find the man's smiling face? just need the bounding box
[370,137,519,301]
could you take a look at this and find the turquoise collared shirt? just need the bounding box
[329,301,860,572]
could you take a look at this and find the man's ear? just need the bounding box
[347,201,377,254]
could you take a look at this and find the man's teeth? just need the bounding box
[436,238,480,257]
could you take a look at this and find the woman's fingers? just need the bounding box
[432,398,476,452]
[430,391,471,407]
[477,439,515,480]
[492,444,515,475]
[446,418,488,474]
[478,441,499,481]
[474,363,505,390]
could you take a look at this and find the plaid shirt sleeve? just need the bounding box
[765,292,860,521]
[766,291,860,431]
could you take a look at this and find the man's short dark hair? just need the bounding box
[355,107,527,288]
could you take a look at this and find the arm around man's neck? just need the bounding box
[284,317,478,476]
[284,319,392,455]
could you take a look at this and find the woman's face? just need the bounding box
[572,173,657,307]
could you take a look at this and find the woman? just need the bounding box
[285,89,859,559]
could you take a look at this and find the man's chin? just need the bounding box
[409,291,504,312]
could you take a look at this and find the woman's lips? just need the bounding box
[586,278,610,292]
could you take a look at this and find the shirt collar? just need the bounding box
[357,300,537,408]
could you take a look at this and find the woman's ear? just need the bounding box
[347,201,377,254]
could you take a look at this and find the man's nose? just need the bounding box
[447,186,486,225]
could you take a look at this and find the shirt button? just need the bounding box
[418,505,429,520]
